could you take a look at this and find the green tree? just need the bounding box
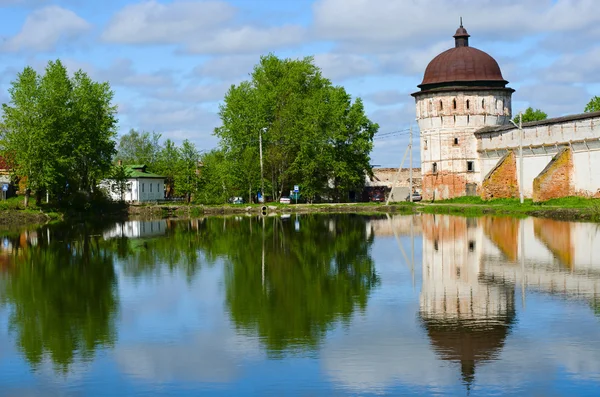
[116,129,162,169]
[197,149,230,204]
[513,107,547,124]
[1,66,45,207]
[110,164,131,201]
[584,96,600,113]
[175,139,200,203]
[215,54,378,203]
[1,60,118,206]
[154,139,181,198]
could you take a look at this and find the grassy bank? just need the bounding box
[419,196,600,221]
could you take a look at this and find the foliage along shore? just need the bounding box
[2,196,600,229]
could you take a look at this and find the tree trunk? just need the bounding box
[24,189,30,208]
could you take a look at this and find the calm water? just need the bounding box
[0,214,599,396]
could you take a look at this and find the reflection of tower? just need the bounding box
[419,214,516,387]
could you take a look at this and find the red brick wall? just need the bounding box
[533,148,573,202]
[481,151,518,200]
[422,172,469,200]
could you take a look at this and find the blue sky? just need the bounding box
[1,0,599,167]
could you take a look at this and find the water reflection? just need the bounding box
[0,215,599,395]
[0,224,118,374]
[202,215,380,355]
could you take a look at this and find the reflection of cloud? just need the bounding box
[115,331,260,383]
[321,305,457,393]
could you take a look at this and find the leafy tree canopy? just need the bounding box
[513,107,548,124]
[1,60,118,206]
[212,54,379,204]
[584,96,600,113]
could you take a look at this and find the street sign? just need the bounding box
[1,184,8,192]
[293,185,299,192]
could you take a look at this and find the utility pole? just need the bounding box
[409,124,413,202]
[510,112,524,204]
[259,127,265,203]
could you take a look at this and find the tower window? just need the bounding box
[466,99,470,110]
[432,162,438,173]
[467,161,474,172]
[439,100,443,111]
[453,99,457,109]
[424,139,428,149]
[454,137,459,145]
[468,241,475,252]
[434,240,439,251]
[482,99,485,108]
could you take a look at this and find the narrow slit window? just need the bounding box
[467,161,474,172]
[453,99,457,109]
[432,162,438,173]
[150,183,153,193]
[454,137,459,145]
[439,100,443,111]
[466,99,470,110]
[468,241,475,252]
[482,99,485,108]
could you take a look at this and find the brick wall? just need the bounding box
[422,171,469,200]
[481,151,518,200]
[532,147,573,202]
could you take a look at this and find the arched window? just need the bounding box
[466,99,470,110]
[453,99,457,109]
[432,162,438,173]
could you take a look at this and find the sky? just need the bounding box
[0,0,599,167]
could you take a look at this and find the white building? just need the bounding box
[414,23,600,201]
[101,164,165,202]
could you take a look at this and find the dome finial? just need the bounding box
[453,20,470,48]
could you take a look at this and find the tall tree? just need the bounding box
[174,139,200,203]
[215,54,378,202]
[154,139,180,198]
[584,96,600,113]
[1,66,42,207]
[116,129,162,169]
[514,107,547,124]
[1,60,118,206]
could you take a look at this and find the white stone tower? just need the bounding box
[412,23,514,200]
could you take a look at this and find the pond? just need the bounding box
[0,214,599,396]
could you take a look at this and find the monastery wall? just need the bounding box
[477,112,600,199]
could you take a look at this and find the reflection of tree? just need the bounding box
[197,215,379,355]
[0,224,118,374]
[111,219,204,282]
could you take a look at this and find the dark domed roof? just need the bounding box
[415,24,509,93]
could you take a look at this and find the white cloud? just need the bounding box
[542,47,600,84]
[516,83,590,116]
[1,5,90,52]
[153,81,233,104]
[194,55,259,81]
[184,25,306,55]
[312,0,600,52]
[101,0,235,45]
[365,90,407,106]
[313,53,376,81]
[97,58,174,88]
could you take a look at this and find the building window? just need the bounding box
[467,161,474,172]
[482,98,485,109]
[434,240,439,251]
[432,162,438,173]
[150,183,153,193]
[142,183,144,193]
[466,99,470,110]
[424,139,428,149]
[468,241,475,251]
[453,98,457,109]
[454,137,459,145]
[439,100,443,111]
[157,183,160,193]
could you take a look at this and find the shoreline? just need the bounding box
[1,199,599,228]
